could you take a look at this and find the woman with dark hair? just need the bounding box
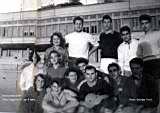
[19,74,46,113]
[42,78,79,113]
[19,49,41,91]
[45,32,68,67]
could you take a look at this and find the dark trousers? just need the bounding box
[143,59,160,109]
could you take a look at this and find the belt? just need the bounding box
[143,54,160,61]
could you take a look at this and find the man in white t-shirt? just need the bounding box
[65,16,99,66]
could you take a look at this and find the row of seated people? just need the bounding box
[19,49,158,113]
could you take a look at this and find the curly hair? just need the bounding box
[50,32,66,48]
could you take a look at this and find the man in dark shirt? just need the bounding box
[78,65,113,113]
[99,15,123,74]
[128,57,158,113]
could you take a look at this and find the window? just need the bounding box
[2,27,6,37]
[91,25,97,34]
[83,26,89,33]
[90,15,96,19]
[13,26,19,37]
[131,18,139,31]
[29,26,35,36]
[23,26,29,37]
[46,25,53,37]
[7,27,12,37]
[67,17,72,20]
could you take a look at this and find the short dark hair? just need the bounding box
[50,78,66,90]
[85,65,96,73]
[64,67,82,80]
[29,50,41,63]
[33,73,46,92]
[129,57,144,67]
[50,32,65,48]
[108,63,120,72]
[76,58,89,66]
[120,26,131,34]
[49,50,61,58]
[73,16,84,24]
[102,15,112,22]
[139,14,151,23]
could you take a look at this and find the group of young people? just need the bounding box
[18,14,160,113]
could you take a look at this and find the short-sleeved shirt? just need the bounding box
[137,31,160,61]
[43,89,77,107]
[65,32,99,59]
[99,31,123,59]
[79,79,113,101]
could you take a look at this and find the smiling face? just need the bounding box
[52,35,60,46]
[35,76,44,91]
[67,71,78,84]
[50,52,59,65]
[121,30,131,43]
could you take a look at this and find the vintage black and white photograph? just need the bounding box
[0,0,160,113]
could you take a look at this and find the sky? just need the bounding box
[0,0,97,13]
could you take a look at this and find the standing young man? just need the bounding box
[137,14,160,112]
[65,16,99,66]
[118,26,139,76]
[99,15,123,74]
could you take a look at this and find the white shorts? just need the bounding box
[100,58,117,74]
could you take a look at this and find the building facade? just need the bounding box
[0,0,160,60]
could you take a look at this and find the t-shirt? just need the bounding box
[43,89,77,107]
[79,79,113,101]
[65,32,98,59]
[99,31,123,59]
[137,31,160,61]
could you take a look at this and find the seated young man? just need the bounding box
[128,57,159,113]
[78,65,113,113]
[42,78,79,113]
[107,63,135,113]
[76,58,110,90]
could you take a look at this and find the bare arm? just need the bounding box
[61,90,79,112]
[42,94,59,113]
[88,46,99,58]
[61,99,79,112]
